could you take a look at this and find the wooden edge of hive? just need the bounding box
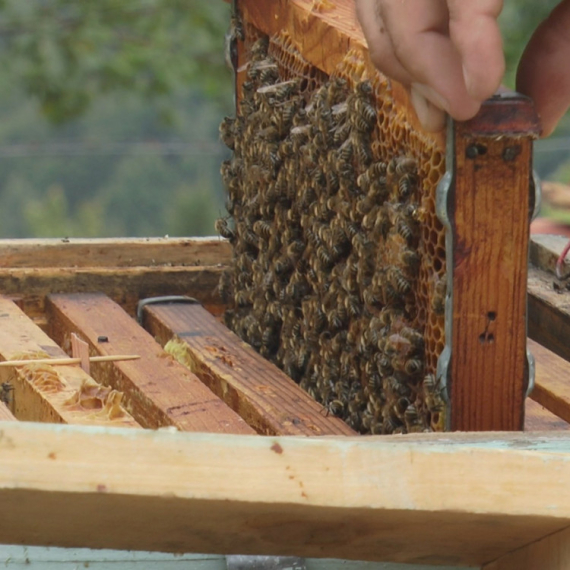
[0,236,232,269]
[1,421,570,565]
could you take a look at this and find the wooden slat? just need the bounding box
[1,265,224,322]
[142,302,355,436]
[0,297,140,428]
[484,524,570,570]
[445,96,539,431]
[0,402,17,421]
[0,237,231,269]
[525,399,570,431]
[529,338,570,424]
[46,293,254,435]
[530,234,569,275]
[240,0,445,149]
[2,424,570,565]
[528,266,570,363]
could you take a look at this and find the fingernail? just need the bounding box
[411,82,449,113]
[410,86,446,132]
[462,65,476,98]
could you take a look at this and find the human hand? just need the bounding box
[355,0,505,132]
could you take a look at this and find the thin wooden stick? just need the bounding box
[0,354,140,367]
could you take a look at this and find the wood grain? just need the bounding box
[484,524,570,570]
[446,96,539,431]
[530,234,569,276]
[0,237,231,269]
[528,338,570,424]
[525,398,570,431]
[0,297,140,428]
[0,265,224,321]
[142,303,355,436]
[46,293,254,434]
[0,402,16,421]
[528,266,570,363]
[2,423,570,565]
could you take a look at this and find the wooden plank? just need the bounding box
[0,265,224,321]
[0,402,16,421]
[530,234,569,275]
[524,398,570,431]
[240,0,445,149]
[528,338,570,424]
[0,297,140,428]
[484,524,570,570]
[2,425,570,565]
[305,561,470,570]
[528,266,570,363]
[443,96,539,431]
[0,546,227,569]
[46,293,254,435]
[0,237,231,269]
[142,302,355,436]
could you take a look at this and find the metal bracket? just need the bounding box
[434,118,455,429]
[136,296,199,325]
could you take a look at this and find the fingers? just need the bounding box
[379,0,481,121]
[517,0,570,136]
[447,0,505,101]
[355,0,445,131]
[355,0,413,85]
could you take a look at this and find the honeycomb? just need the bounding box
[218,24,447,434]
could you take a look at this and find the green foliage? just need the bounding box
[0,0,232,122]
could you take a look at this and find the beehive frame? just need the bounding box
[220,0,540,432]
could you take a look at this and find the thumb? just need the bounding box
[517,0,570,137]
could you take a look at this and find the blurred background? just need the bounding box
[0,0,567,239]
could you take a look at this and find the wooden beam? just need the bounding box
[530,234,568,276]
[0,297,140,428]
[1,265,224,322]
[528,338,570,424]
[443,96,539,431]
[46,294,254,434]
[0,402,16,421]
[484,524,570,570]
[142,302,355,436]
[525,398,570,431]
[0,237,231,269]
[528,266,570,363]
[1,424,570,565]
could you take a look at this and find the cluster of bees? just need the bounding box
[218,37,444,434]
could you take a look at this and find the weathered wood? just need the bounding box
[46,294,254,434]
[484,524,570,570]
[240,0,445,149]
[1,265,224,321]
[0,546,227,570]
[443,96,539,431]
[525,398,570,431]
[528,338,570,424]
[530,234,570,275]
[0,237,231,269]
[0,402,16,421]
[1,424,570,565]
[142,302,355,436]
[304,561,470,570]
[528,266,570,363]
[0,297,140,428]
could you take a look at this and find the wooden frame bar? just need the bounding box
[1,422,570,567]
[45,293,254,434]
[142,302,355,436]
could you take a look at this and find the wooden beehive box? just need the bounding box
[1,0,570,568]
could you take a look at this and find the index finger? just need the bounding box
[447,0,505,101]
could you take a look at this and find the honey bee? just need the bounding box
[423,373,446,412]
[404,358,423,376]
[400,249,420,276]
[388,267,412,295]
[215,217,236,242]
[395,156,417,177]
[432,275,447,315]
[219,116,235,150]
[235,289,253,307]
